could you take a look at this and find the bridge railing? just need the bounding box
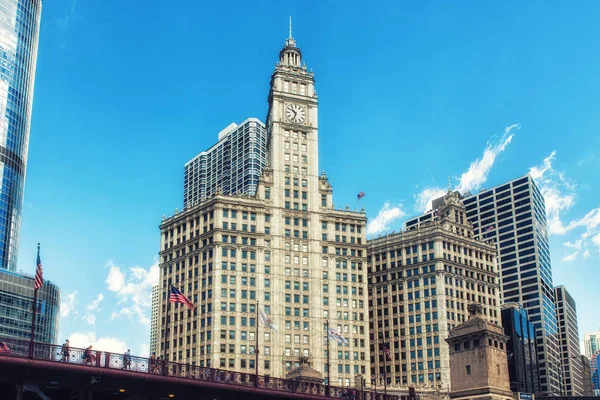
[0,336,408,400]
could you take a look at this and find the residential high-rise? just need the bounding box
[367,190,501,390]
[584,330,600,359]
[0,0,42,270]
[407,175,562,394]
[150,283,160,355]
[158,26,370,386]
[183,119,267,209]
[554,285,584,395]
[0,269,60,348]
[500,302,540,394]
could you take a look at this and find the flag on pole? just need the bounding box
[357,192,365,201]
[259,308,278,332]
[383,345,392,361]
[169,285,194,309]
[34,247,43,290]
[328,326,349,345]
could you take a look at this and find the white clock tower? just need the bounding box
[258,20,370,385]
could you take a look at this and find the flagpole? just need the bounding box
[28,243,41,358]
[255,301,259,387]
[326,319,331,397]
[162,286,172,375]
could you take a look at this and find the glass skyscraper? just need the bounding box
[0,0,42,270]
[501,302,540,394]
[0,269,60,348]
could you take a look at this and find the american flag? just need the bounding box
[357,192,365,201]
[34,246,43,290]
[383,345,392,361]
[169,285,194,309]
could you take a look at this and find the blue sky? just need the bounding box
[17,0,600,355]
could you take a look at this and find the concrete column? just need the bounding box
[14,384,23,400]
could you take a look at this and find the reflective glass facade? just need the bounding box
[0,0,42,270]
[501,303,540,394]
[0,269,60,348]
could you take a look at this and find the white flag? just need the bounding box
[328,327,349,345]
[259,308,278,332]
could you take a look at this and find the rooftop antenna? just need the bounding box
[289,15,292,39]
[447,176,452,192]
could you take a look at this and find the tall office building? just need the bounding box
[368,190,501,390]
[554,286,584,395]
[158,27,370,386]
[0,269,60,348]
[407,175,562,394]
[149,283,160,355]
[0,0,42,270]
[500,303,540,394]
[183,119,267,209]
[584,331,600,359]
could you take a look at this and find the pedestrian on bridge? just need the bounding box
[122,349,131,370]
[61,339,70,362]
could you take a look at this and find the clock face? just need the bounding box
[286,104,306,124]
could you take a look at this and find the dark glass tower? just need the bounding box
[501,302,541,394]
[0,0,42,270]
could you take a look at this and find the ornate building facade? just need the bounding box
[158,28,370,386]
[367,190,501,391]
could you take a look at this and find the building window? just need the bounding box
[466,365,471,375]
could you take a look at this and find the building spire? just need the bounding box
[289,15,293,39]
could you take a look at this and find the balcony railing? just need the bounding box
[0,336,410,400]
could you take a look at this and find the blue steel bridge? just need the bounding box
[0,337,411,400]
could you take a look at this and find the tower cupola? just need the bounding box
[279,16,302,67]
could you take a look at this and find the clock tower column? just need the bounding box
[264,23,324,378]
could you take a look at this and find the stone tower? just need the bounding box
[445,303,512,400]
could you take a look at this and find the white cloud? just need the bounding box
[593,233,600,248]
[413,124,519,214]
[106,264,125,292]
[60,291,78,318]
[562,252,578,262]
[87,293,104,311]
[81,293,104,326]
[68,332,127,354]
[367,203,406,236]
[456,124,519,194]
[140,344,150,358]
[414,187,446,213]
[105,259,159,326]
[529,152,600,260]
